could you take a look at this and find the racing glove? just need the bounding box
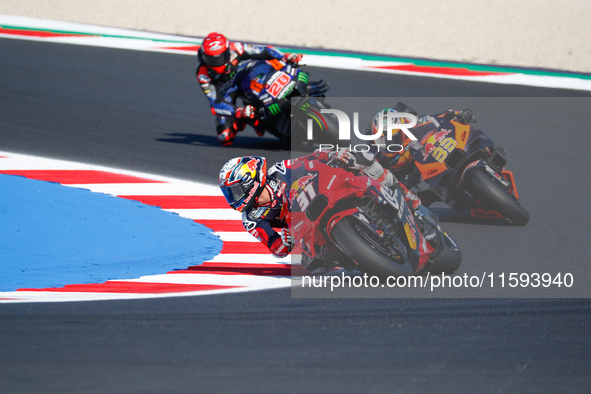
[454,109,474,125]
[283,53,303,65]
[280,228,295,252]
[235,105,257,120]
[366,165,396,188]
[349,151,397,188]
[327,148,356,167]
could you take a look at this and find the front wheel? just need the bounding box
[469,170,530,226]
[330,217,415,277]
[307,98,340,144]
[292,97,340,147]
[429,233,462,274]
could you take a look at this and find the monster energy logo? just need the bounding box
[298,72,309,83]
[269,103,281,116]
[302,106,324,133]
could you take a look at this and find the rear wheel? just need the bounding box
[469,170,530,226]
[331,217,415,277]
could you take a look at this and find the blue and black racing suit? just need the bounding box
[196,42,286,141]
[242,152,372,272]
[242,159,292,258]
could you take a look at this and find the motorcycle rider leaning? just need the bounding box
[196,32,303,146]
[366,105,474,188]
[219,149,421,273]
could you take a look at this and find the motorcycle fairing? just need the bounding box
[501,170,519,199]
[410,120,470,180]
[409,119,497,201]
[236,59,330,140]
[290,157,442,274]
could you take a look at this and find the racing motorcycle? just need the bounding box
[290,157,462,277]
[236,58,337,143]
[391,103,529,226]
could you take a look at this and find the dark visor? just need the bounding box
[203,49,230,67]
[221,182,247,208]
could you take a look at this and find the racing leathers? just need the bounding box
[241,159,292,258]
[333,149,422,212]
[196,42,288,145]
[241,149,420,272]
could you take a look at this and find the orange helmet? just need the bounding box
[368,108,413,157]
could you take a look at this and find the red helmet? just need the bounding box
[201,32,230,74]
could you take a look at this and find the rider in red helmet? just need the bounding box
[197,32,303,146]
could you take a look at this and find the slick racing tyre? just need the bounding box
[331,217,415,277]
[292,97,339,147]
[429,232,462,275]
[307,98,340,144]
[469,170,530,226]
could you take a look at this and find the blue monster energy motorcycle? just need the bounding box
[236,58,336,144]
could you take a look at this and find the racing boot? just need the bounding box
[254,125,265,137]
[217,127,237,146]
[300,252,330,274]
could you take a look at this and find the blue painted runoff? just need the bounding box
[0,174,222,291]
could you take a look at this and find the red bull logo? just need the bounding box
[423,129,452,160]
[291,173,317,210]
[297,173,317,189]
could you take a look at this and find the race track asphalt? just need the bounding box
[1,37,590,393]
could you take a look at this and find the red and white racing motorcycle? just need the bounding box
[290,157,461,277]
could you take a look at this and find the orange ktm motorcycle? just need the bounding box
[393,103,529,226]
